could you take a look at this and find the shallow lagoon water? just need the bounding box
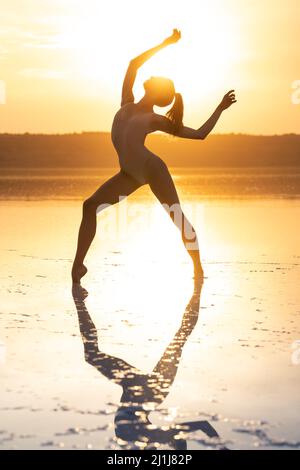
[1,170,300,449]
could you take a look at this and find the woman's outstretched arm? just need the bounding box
[151,90,237,139]
[121,29,181,106]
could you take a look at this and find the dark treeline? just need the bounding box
[0,132,299,168]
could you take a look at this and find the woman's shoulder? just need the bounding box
[120,102,136,112]
[149,113,174,133]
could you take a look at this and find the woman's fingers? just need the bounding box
[172,28,181,40]
[226,90,236,102]
[223,91,235,101]
[221,91,237,108]
[164,28,181,45]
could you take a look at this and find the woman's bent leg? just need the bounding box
[72,171,141,283]
[145,158,203,278]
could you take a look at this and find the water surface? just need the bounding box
[1,170,300,449]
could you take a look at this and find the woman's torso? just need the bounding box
[111,103,157,184]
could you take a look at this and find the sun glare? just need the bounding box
[55,1,241,105]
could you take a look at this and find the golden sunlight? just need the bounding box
[1,0,300,453]
[57,1,241,104]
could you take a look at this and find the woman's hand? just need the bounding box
[218,90,237,111]
[163,28,181,46]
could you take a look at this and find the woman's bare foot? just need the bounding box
[72,263,88,284]
[72,283,88,300]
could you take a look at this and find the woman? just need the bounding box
[72,29,236,284]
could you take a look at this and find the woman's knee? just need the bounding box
[172,211,198,240]
[83,197,97,214]
[182,219,198,245]
[83,195,111,215]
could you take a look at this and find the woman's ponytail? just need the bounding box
[166,92,184,134]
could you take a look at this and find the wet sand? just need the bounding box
[1,177,300,449]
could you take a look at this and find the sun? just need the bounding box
[57,1,241,106]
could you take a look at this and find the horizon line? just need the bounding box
[0,132,300,138]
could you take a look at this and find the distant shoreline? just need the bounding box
[0,133,299,168]
[0,132,299,137]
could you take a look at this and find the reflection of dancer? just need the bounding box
[72,282,224,450]
[72,28,237,285]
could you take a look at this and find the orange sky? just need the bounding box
[0,0,299,134]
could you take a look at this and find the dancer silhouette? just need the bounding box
[72,29,236,284]
[72,282,225,450]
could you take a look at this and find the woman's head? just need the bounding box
[143,76,175,106]
[143,76,184,133]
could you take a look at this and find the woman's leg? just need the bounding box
[72,170,141,283]
[151,283,202,401]
[145,158,203,278]
[72,290,141,384]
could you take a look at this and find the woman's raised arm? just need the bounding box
[121,29,181,106]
